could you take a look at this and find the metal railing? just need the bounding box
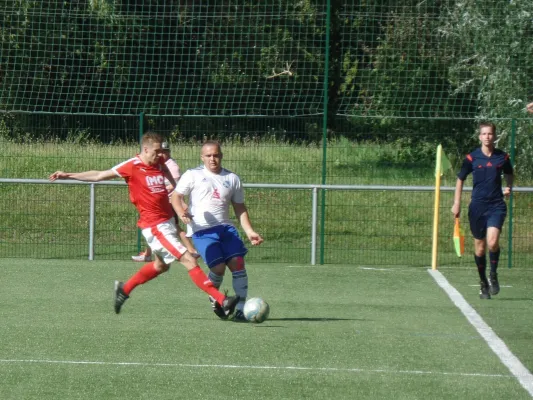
[4,178,511,264]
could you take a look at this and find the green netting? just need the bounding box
[2,1,533,266]
[1,1,327,116]
[2,115,533,267]
[337,1,533,119]
[2,1,533,118]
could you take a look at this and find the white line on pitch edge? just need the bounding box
[0,358,514,379]
[428,269,533,397]
[468,285,512,288]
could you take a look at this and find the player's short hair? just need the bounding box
[142,131,165,147]
[202,140,222,153]
[479,122,496,135]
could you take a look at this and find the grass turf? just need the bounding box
[0,260,531,399]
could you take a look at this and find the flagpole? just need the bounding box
[431,145,443,270]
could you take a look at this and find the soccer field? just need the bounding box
[0,260,532,399]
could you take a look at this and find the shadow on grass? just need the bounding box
[183,317,366,322]
[244,317,366,328]
[496,298,533,301]
[268,317,366,322]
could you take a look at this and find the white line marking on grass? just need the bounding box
[359,267,393,271]
[468,285,512,288]
[0,358,514,379]
[428,269,533,397]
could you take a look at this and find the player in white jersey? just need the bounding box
[50,132,239,317]
[172,141,263,322]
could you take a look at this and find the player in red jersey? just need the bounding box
[49,132,239,316]
[131,140,199,262]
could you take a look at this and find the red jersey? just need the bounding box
[112,156,173,229]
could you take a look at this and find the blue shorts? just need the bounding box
[468,201,507,240]
[191,225,248,268]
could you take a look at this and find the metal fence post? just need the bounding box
[136,112,144,253]
[311,187,318,265]
[320,0,331,265]
[89,183,95,260]
[508,119,516,268]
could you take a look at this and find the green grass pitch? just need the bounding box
[0,260,532,399]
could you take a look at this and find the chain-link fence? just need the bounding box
[1,1,533,266]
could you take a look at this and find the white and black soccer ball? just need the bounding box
[243,297,270,323]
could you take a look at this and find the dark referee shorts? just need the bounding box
[468,201,507,240]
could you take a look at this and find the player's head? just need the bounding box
[160,141,171,162]
[478,122,496,148]
[201,140,223,173]
[141,131,166,165]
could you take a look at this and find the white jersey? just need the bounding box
[176,166,245,235]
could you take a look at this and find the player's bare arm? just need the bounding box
[451,178,464,218]
[503,173,514,198]
[527,102,533,114]
[171,192,193,224]
[233,202,263,246]
[49,169,116,182]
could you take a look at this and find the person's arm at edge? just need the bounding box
[503,171,514,198]
[171,191,192,224]
[49,169,117,182]
[451,178,464,218]
[233,202,263,246]
[501,152,514,198]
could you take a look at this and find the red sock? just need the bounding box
[188,266,225,304]
[123,262,162,295]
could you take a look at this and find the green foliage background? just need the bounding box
[1,1,533,264]
[2,1,533,172]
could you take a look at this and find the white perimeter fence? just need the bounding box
[2,179,532,265]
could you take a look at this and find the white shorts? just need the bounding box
[142,218,188,264]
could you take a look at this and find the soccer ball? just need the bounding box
[243,297,270,323]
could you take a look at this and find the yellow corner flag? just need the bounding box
[432,144,452,270]
[435,144,452,177]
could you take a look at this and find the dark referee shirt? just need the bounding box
[457,147,513,203]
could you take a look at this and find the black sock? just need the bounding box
[489,250,500,275]
[475,254,487,282]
